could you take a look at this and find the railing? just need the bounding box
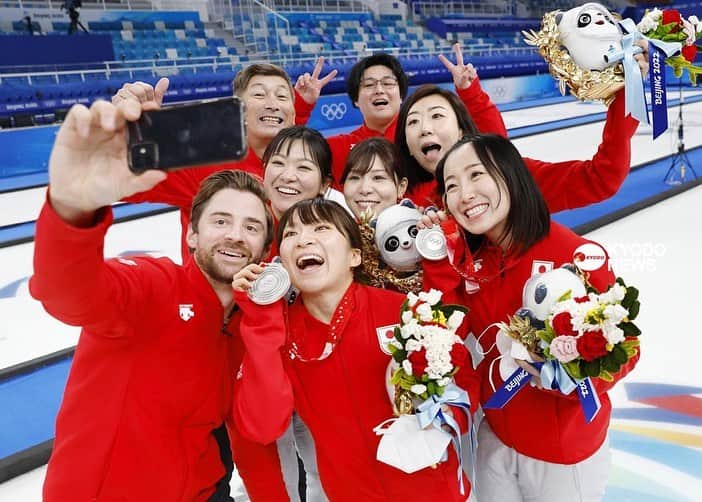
[0,44,538,84]
[1,0,153,11]
[270,0,368,13]
[412,0,516,19]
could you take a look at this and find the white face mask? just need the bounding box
[374,414,451,474]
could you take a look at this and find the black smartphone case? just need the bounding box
[127,97,247,173]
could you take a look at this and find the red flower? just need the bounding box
[576,330,609,362]
[408,348,428,377]
[662,9,682,31]
[450,342,468,369]
[682,45,697,63]
[552,312,577,336]
[574,296,589,304]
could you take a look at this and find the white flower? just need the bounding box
[419,289,442,306]
[437,377,451,387]
[689,15,699,26]
[416,303,434,322]
[402,359,413,375]
[405,339,422,353]
[411,384,427,395]
[447,310,466,331]
[401,310,414,324]
[604,304,629,324]
[400,320,420,339]
[598,284,626,304]
[682,18,696,45]
[406,292,419,307]
[602,321,625,345]
[638,9,661,34]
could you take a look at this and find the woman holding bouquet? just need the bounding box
[232,198,481,501]
[420,134,640,501]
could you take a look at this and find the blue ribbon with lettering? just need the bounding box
[483,365,536,410]
[614,18,682,138]
[416,384,472,495]
[484,360,602,423]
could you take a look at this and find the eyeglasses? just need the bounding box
[360,77,398,91]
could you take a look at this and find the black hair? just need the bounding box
[276,198,364,281]
[262,126,332,183]
[340,137,407,185]
[395,84,478,192]
[435,133,550,256]
[347,53,409,105]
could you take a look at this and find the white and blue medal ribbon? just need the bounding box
[415,384,472,495]
[611,18,682,138]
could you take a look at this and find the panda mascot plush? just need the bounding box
[373,200,422,273]
[557,2,622,71]
[494,266,586,381]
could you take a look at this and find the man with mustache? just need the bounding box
[30,99,289,501]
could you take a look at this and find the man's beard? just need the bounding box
[195,244,258,285]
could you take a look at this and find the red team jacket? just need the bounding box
[29,199,287,501]
[423,222,640,464]
[406,89,638,209]
[235,283,481,501]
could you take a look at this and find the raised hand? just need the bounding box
[633,39,650,79]
[294,56,338,105]
[48,100,166,225]
[438,43,478,90]
[112,77,169,119]
[417,209,448,230]
[232,263,266,294]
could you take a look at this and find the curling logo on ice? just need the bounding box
[321,103,347,121]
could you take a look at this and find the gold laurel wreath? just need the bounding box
[358,222,424,294]
[522,10,625,105]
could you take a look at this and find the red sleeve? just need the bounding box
[456,78,507,137]
[294,90,315,126]
[122,168,207,208]
[29,196,153,333]
[232,292,294,445]
[327,133,354,189]
[525,89,639,213]
[422,257,462,305]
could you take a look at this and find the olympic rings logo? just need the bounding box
[321,102,347,121]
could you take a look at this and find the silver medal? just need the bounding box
[248,263,291,305]
[415,227,448,261]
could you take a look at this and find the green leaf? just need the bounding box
[392,350,407,363]
[627,300,640,321]
[621,322,641,338]
[538,321,555,345]
[615,277,626,288]
[612,344,629,365]
[557,289,573,303]
[564,361,583,380]
[388,344,397,355]
[602,353,621,373]
[622,286,639,309]
[436,384,446,397]
[582,359,601,378]
[621,339,640,357]
[427,380,438,397]
[599,370,614,382]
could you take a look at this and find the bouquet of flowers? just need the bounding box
[387,289,468,412]
[374,289,471,490]
[489,268,641,422]
[638,8,702,85]
[536,277,641,381]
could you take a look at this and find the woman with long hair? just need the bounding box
[421,134,640,501]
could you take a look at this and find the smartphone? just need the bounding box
[127,97,247,173]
